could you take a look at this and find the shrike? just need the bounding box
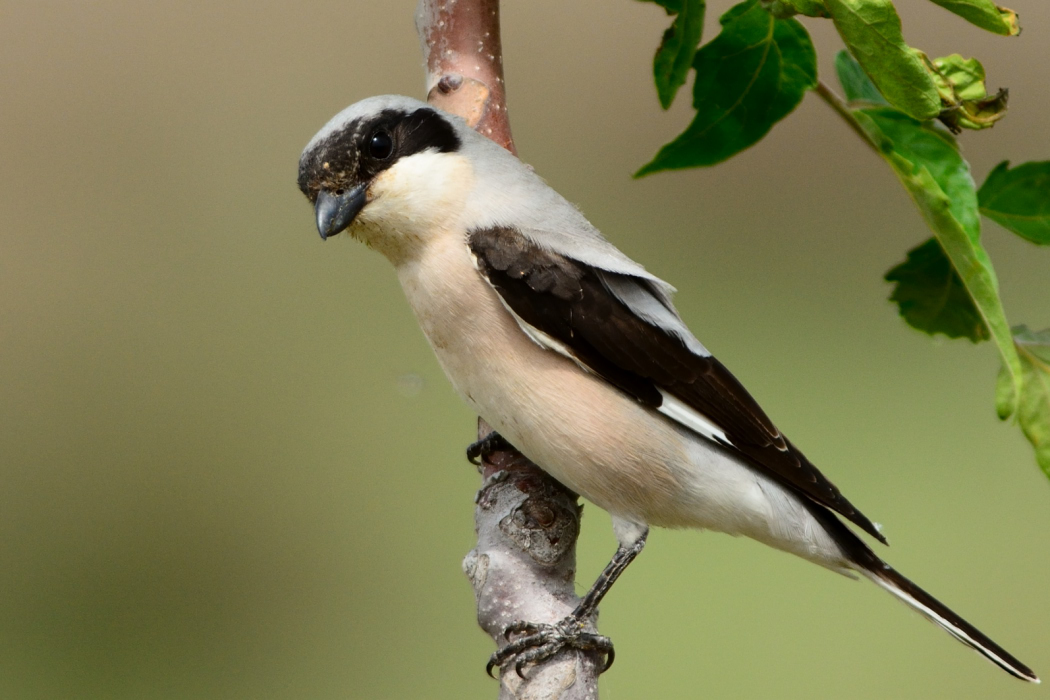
[297,95,1037,682]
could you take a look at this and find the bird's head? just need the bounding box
[297,95,473,263]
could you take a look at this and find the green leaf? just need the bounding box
[650,0,707,109]
[636,0,817,174]
[637,0,683,10]
[861,109,982,238]
[978,161,1050,245]
[825,0,941,121]
[855,107,1023,414]
[929,54,1008,132]
[760,0,828,18]
[927,0,1020,36]
[997,326,1050,478]
[885,238,989,341]
[834,49,887,105]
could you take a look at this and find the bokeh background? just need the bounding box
[2,1,1048,698]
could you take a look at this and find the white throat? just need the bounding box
[350,150,475,267]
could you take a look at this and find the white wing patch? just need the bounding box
[657,390,729,445]
[510,313,732,447]
[510,310,577,362]
[474,261,733,447]
[479,277,598,377]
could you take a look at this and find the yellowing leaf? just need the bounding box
[929,54,1008,132]
[927,0,1020,36]
[826,0,941,121]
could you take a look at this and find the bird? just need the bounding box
[296,94,1038,683]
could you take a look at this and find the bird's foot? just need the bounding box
[467,430,513,465]
[486,616,614,679]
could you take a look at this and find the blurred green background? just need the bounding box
[1,1,1048,698]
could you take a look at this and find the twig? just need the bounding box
[415,2,603,697]
[814,79,882,156]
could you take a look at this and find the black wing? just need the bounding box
[469,226,886,544]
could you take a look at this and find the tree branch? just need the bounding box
[464,421,601,699]
[417,0,516,154]
[416,2,603,697]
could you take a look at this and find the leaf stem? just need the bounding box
[814,79,880,156]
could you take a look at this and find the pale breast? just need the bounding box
[391,232,851,571]
[395,232,689,523]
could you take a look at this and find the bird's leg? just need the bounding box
[466,430,513,465]
[487,528,648,679]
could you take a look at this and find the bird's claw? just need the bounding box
[486,617,614,680]
[466,431,513,465]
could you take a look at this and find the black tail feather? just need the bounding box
[808,503,1039,683]
[865,564,1038,682]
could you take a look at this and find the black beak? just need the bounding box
[315,184,367,240]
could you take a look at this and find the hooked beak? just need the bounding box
[315,184,368,240]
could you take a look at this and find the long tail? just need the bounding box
[862,564,1038,682]
[808,504,1039,683]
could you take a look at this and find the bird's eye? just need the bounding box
[369,131,393,160]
